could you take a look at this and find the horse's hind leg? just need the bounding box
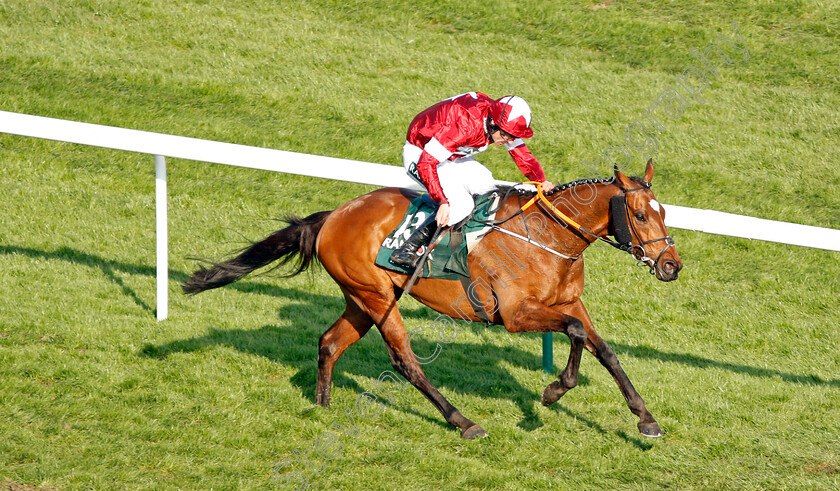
[316,295,374,407]
[364,294,486,439]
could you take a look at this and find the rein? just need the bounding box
[488,225,578,260]
[514,181,675,275]
[472,186,580,261]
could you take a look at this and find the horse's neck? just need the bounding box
[502,182,618,256]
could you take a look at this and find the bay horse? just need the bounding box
[183,160,682,439]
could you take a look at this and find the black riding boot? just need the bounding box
[389,215,438,269]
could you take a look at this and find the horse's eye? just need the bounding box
[634,213,647,223]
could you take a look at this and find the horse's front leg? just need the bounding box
[561,301,662,437]
[504,296,589,404]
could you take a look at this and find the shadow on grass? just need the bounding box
[0,244,170,313]
[142,264,840,392]
[612,343,840,388]
[0,244,318,315]
[140,311,653,446]
[139,311,556,431]
[138,298,839,447]
[6,244,838,440]
[550,405,654,451]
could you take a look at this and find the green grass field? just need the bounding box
[1,1,838,489]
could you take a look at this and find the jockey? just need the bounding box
[390,92,555,269]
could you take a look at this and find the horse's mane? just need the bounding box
[494,172,657,201]
[493,176,623,198]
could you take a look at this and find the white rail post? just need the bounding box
[155,155,168,320]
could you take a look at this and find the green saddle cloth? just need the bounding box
[375,192,500,279]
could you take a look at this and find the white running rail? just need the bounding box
[1,110,838,320]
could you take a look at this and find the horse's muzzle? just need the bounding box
[657,259,682,282]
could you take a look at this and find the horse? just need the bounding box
[182,160,682,439]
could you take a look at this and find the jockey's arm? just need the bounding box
[416,149,454,227]
[415,150,449,205]
[507,141,554,192]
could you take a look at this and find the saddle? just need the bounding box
[374,191,501,280]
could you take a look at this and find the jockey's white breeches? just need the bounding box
[402,142,497,227]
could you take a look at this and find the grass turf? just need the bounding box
[1,0,838,489]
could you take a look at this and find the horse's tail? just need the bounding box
[181,210,332,295]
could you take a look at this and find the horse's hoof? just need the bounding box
[541,381,567,406]
[461,424,488,440]
[638,422,663,438]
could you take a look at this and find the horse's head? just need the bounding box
[611,160,683,282]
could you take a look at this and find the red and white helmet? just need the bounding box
[489,95,534,139]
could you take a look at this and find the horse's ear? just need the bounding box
[614,165,634,189]
[643,159,654,184]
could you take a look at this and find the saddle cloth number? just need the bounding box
[382,211,428,250]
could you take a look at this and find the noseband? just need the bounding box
[517,180,675,276]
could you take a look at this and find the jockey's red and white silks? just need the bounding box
[404,92,546,205]
[403,142,495,226]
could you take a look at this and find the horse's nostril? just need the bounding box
[663,261,677,274]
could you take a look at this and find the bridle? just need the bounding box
[607,184,676,275]
[517,180,676,276]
